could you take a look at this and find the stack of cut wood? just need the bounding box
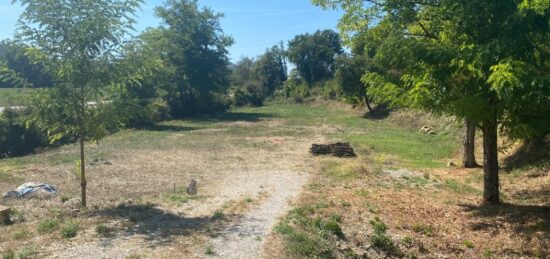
[310,142,356,158]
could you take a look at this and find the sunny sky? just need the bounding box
[0,0,343,62]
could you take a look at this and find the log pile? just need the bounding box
[310,142,356,158]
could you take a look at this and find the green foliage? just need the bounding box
[0,108,48,158]
[155,0,233,117]
[275,204,347,258]
[369,217,401,256]
[37,219,59,234]
[95,223,112,237]
[0,40,53,88]
[287,29,343,86]
[60,222,79,239]
[205,243,215,256]
[212,210,224,221]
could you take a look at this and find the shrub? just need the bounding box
[0,108,48,158]
[60,222,78,238]
[95,223,112,237]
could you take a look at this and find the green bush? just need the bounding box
[60,222,78,238]
[0,108,48,158]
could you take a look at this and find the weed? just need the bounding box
[60,196,70,203]
[440,179,481,194]
[161,188,201,203]
[95,223,112,237]
[37,219,59,234]
[15,246,37,259]
[483,249,494,258]
[205,243,215,256]
[245,197,253,203]
[402,236,413,245]
[369,217,401,256]
[14,230,30,240]
[9,209,25,224]
[60,222,78,239]
[2,250,14,259]
[212,210,224,221]
[463,240,474,249]
[412,224,433,236]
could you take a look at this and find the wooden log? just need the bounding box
[310,142,356,157]
[0,205,11,224]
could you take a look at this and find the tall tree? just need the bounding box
[335,54,375,112]
[15,0,143,207]
[287,29,343,86]
[314,0,550,204]
[155,0,234,117]
[232,57,255,87]
[253,44,288,95]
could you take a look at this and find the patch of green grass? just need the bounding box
[463,240,474,249]
[402,236,413,245]
[37,219,59,234]
[369,217,401,256]
[2,246,38,259]
[60,222,78,239]
[13,230,31,240]
[402,175,430,187]
[412,224,433,236]
[440,179,481,195]
[205,243,215,256]
[95,223,112,237]
[161,188,202,203]
[211,210,224,221]
[275,205,345,258]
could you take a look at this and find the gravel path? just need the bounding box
[206,170,308,259]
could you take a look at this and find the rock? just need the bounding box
[0,206,11,224]
[310,142,357,158]
[186,179,198,196]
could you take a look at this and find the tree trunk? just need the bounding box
[363,94,373,113]
[463,119,478,168]
[482,120,499,204]
[80,132,86,208]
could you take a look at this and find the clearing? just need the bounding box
[0,102,548,258]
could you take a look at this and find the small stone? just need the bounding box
[186,179,197,196]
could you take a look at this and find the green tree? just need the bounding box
[231,57,256,87]
[155,0,234,117]
[253,44,288,95]
[335,54,376,112]
[15,0,143,207]
[314,0,550,204]
[0,40,53,88]
[287,29,343,86]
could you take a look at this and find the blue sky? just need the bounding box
[0,0,343,62]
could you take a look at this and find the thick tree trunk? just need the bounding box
[80,132,86,208]
[463,119,478,168]
[482,120,500,204]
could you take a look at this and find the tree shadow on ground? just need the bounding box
[190,112,275,123]
[89,204,236,247]
[503,136,550,171]
[363,104,391,120]
[459,202,550,238]
[141,124,199,132]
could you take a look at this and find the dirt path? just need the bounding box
[207,170,308,259]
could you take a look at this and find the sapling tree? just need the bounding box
[14,0,143,207]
